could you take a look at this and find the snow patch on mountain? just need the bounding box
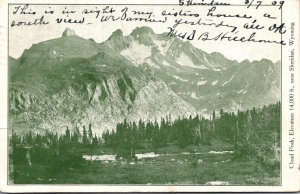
[153,40,171,55]
[145,59,160,68]
[177,53,208,69]
[237,89,244,94]
[237,89,247,95]
[203,54,210,65]
[197,80,207,86]
[237,85,249,94]
[121,41,152,65]
[191,92,202,100]
[173,75,188,82]
[162,60,172,67]
[222,76,235,86]
[212,80,219,86]
[212,68,222,71]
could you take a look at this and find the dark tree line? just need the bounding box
[10,123,101,182]
[10,102,280,169]
[102,102,280,163]
[11,123,101,149]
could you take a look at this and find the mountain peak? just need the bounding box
[62,28,77,37]
[108,29,123,40]
[130,26,154,36]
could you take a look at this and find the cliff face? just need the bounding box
[9,29,196,135]
[10,72,196,135]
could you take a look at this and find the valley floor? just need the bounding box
[11,144,280,185]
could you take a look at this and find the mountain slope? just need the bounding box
[102,26,281,114]
[9,28,197,135]
[9,27,280,135]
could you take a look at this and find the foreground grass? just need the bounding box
[12,145,280,185]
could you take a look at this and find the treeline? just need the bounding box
[11,102,280,165]
[102,102,280,163]
[11,123,101,148]
[10,124,101,182]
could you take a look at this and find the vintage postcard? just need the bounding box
[0,0,299,192]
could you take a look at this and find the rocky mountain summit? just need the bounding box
[62,27,77,37]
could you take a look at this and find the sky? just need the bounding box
[8,4,282,63]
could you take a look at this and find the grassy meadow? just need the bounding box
[11,144,280,185]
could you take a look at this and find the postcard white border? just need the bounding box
[0,0,299,192]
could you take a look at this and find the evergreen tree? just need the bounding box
[88,123,93,144]
[72,126,81,144]
[82,126,88,145]
[92,134,98,145]
[64,127,71,144]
